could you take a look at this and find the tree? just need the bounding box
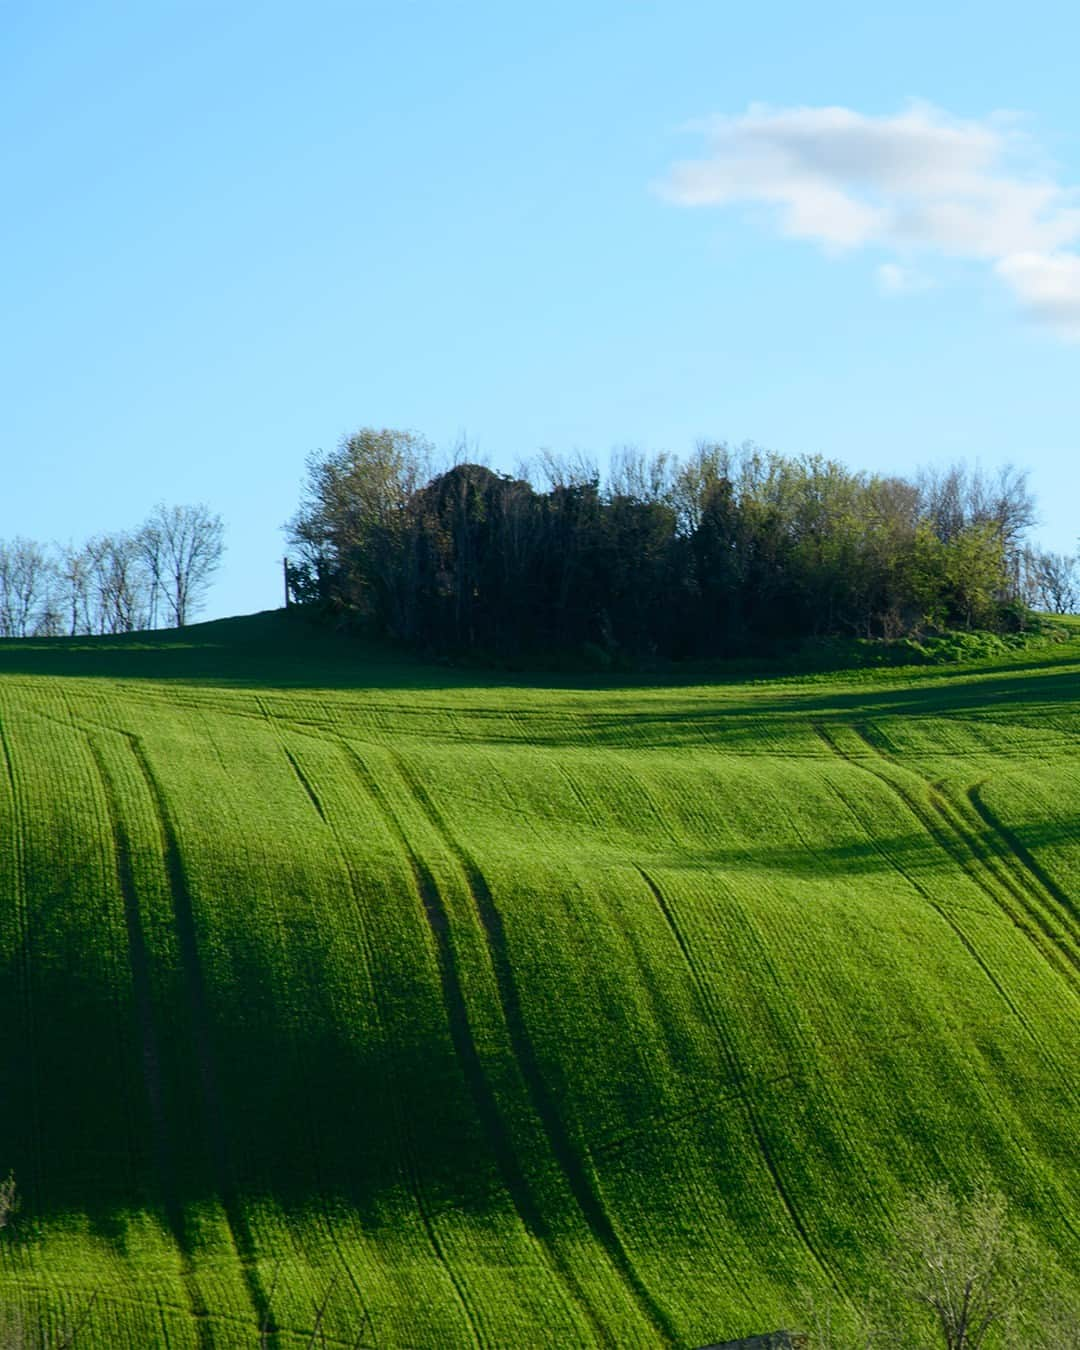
[889,1180,1035,1350]
[54,542,94,635]
[791,1180,1076,1350]
[0,505,223,641]
[286,436,1040,661]
[917,463,1035,603]
[85,532,150,634]
[941,524,1008,630]
[286,429,432,634]
[147,503,225,627]
[137,518,166,629]
[0,538,53,638]
[1030,550,1080,614]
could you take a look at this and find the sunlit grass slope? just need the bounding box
[0,612,1077,1346]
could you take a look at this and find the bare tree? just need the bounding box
[137,520,166,629]
[917,463,1035,543]
[607,446,677,505]
[0,504,224,640]
[527,446,600,493]
[1031,550,1080,614]
[980,463,1037,561]
[85,533,151,634]
[53,542,96,635]
[0,543,19,637]
[0,539,53,638]
[918,463,1036,601]
[146,503,225,627]
[670,440,739,535]
[790,1180,1077,1350]
[918,463,969,545]
[889,1180,1035,1350]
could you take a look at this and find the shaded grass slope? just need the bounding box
[0,611,1076,1346]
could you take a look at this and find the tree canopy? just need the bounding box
[287,432,1038,662]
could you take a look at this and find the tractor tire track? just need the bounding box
[255,713,486,1346]
[122,733,276,1343]
[553,759,604,830]
[0,716,43,1216]
[966,782,1080,943]
[268,727,470,1350]
[817,723,1080,1244]
[851,725,1080,994]
[815,724,1076,1098]
[343,746,507,1350]
[635,865,840,1296]
[588,1072,797,1163]
[816,725,1041,1031]
[390,752,679,1346]
[278,720,601,1345]
[236,725,380,1347]
[929,784,1080,986]
[638,788,893,1238]
[84,736,213,1350]
[812,752,1080,1175]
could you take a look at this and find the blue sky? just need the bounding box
[4,1,1079,621]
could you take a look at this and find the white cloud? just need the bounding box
[876,262,930,296]
[659,102,1080,337]
[995,252,1080,338]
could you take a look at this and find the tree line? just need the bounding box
[0,503,224,639]
[286,429,1066,661]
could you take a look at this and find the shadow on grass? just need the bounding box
[3,801,1077,1250]
[652,814,1080,883]
[0,611,444,692]
[0,877,529,1247]
[0,743,550,1244]
[1,610,1078,702]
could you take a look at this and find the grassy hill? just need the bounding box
[0,611,1077,1347]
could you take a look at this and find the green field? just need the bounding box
[0,612,1076,1346]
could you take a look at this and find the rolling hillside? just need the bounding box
[0,612,1077,1346]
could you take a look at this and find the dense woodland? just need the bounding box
[287,429,1064,662]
